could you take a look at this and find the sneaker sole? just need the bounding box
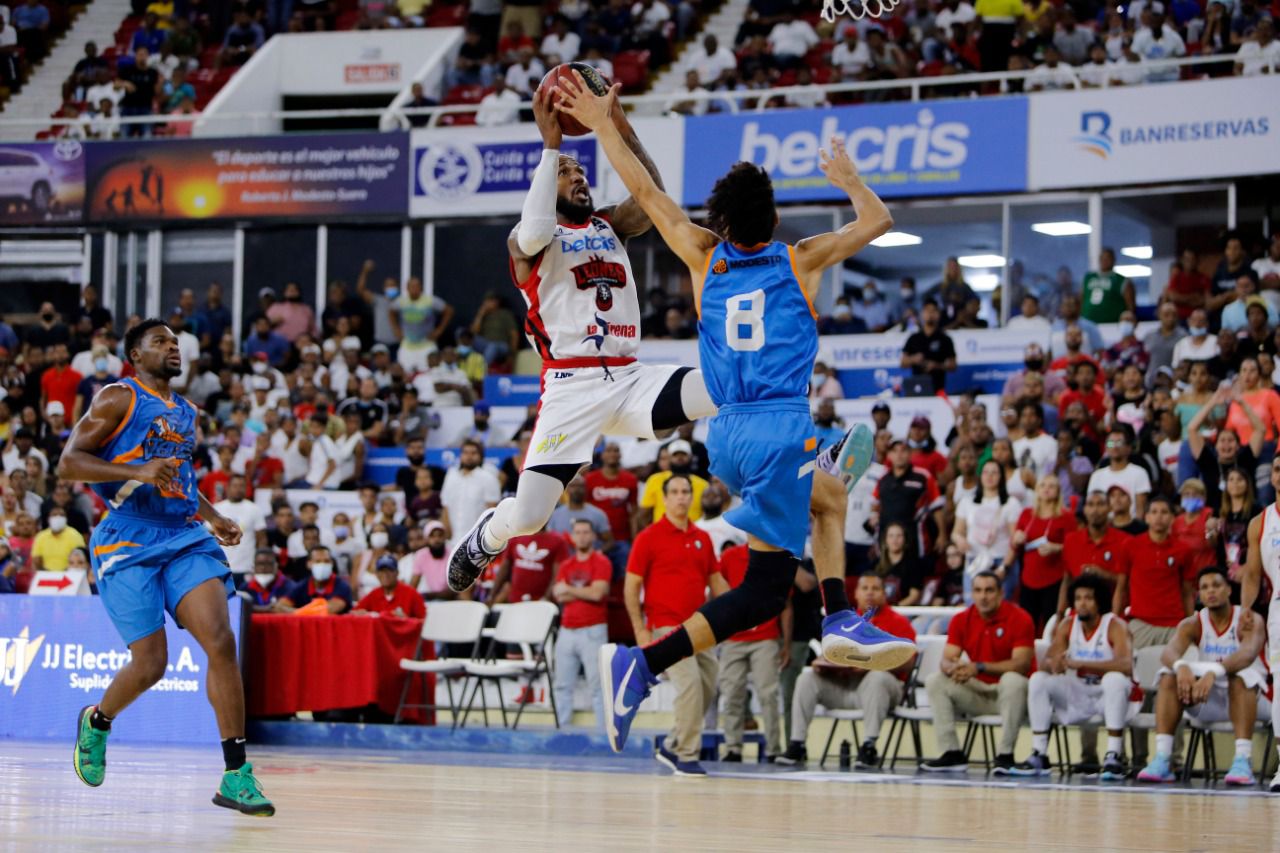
[1100,771,1125,782]
[446,507,497,592]
[1224,777,1256,787]
[821,636,916,671]
[1136,773,1175,783]
[835,424,875,495]
[72,705,103,788]
[654,749,678,772]
[672,766,708,777]
[919,763,969,773]
[212,792,276,817]
[599,644,623,753]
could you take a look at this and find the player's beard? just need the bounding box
[158,361,183,379]
[557,194,593,224]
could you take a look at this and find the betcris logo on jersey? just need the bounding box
[682,98,1027,204]
[559,234,617,253]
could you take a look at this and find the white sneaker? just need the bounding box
[1269,773,1280,793]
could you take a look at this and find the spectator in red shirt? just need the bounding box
[550,520,613,728]
[199,443,235,503]
[716,543,788,761]
[625,474,728,775]
[1172,478,1216,573]
[777,572,917,768]
[353,555,427,618]
[583,441,639,544]
[1011,474,1078,634]
[1162,248,1211,321]
[1113,495,1197,652]
[908,416,949,485]
[1059,489,1131,616]
[923,571,1034,773]
[493,524,570,603]
[1057,360,1109,440]
[39,344,83,418]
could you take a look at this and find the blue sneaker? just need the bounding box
[1137,754,1176,783]
[832,423,875,494]
[673,760,707,777]
[1100,751,1126,782]
[820,610,916,671]
[655,742,679,772]
[1224,755,1256,786]
[599,644,657,753]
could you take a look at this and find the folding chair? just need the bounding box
[884,635,947,769]
[817,708,865,768]
[460,600,560,730]
[962,639,1051,774]
[394,600,489,729]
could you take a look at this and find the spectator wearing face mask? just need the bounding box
[31,507,86,571]
[278,546,351,614]
[846,282,890,332]
[245,548,290,612]
[819,296,867,335]
[1171,309,1220,367]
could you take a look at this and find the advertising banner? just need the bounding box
[84,132,409,222]
[1027,76,1278,190]
[682,97,1027,205]
[0,596,244,742]
[0,140,86,225]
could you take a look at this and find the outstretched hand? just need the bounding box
[554,72,621,132]
[818,137,860,191]
[532,86,563,149]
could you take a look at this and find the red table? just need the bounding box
[246,614,435,723]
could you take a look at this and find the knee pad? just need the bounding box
[700,549,797,643]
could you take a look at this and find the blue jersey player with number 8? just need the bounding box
[555,74,917,758]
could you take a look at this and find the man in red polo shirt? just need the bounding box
[1059,489,1131,617]
[353,555,426,618]
[550,520,613,728]
[777,572,918,768]
[923,570,1034,773]
[1112,495,1196,652]
[492,523,570,603]
[625,474,727,776]
[716,542,788,762]
[584,441,639,544]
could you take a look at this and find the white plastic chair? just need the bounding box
[460,600,561,730]
[395,600,489,728]
[884,635,948,768]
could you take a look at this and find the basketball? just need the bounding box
[537,62,611,137]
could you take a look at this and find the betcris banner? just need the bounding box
[1,596,244,742]
[1028,76,1278,190]
[681,98,1027,205]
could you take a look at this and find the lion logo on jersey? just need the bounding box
[571,254,627,311]
[142,415,193,461]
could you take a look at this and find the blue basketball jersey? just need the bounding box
[90,377,200,520]
[697,241,818,407]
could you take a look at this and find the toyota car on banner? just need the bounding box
[681,97,1027,205]
[1028,76,1276,190]
[0,596,245,742]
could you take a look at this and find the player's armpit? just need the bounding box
[56,383,134,481]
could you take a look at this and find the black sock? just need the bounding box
[821,578,851,615]
[641,627,693,677]
[222,737,247,772]
[89,708,113,731]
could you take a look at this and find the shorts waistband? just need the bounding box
[717,398,811,417]
[102,510,194,528]
[542,356,637,370]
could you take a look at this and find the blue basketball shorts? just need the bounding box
[707,399,816,557]
[90,512,234,646]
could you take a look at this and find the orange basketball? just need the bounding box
[536,62,611,137]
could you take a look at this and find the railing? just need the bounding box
[1,53,1238,136]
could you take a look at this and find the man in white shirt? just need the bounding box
[1253,233,1280,290]
[539,15,581,64]
[88,99,121,140]
[1235,19,1279,76]
[686,34,737,85]
[1004,293,1053,347]
[476,77,523,126]
[422,347,473,407]
[213,473,266,579]
[1011,402,1058,488]
[70,335,123,377]
[832,28,870,77]
[1170,308,1219,367]
[441,440,502,544]
[664,70,710,116]
[935,0,976,34]
[1086,424,1152,517]
[287,501,339,558]
[2,429,48,476]
[768,18,819,63]
[1027,46,1079,91]
[503,48,545,97]
[1131,12,1185,81]
[303,415,342,489]
[630,0,671,37]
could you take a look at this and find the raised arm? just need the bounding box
[555,75,718,276]
[596,105,666,241]
[508,87,566,278]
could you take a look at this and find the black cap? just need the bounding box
[375,555,399,571]
[871,402,891,414]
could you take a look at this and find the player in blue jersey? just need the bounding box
[557,76,916,757]
[57,318,274,816]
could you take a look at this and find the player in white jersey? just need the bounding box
[1009,575,1137,780]
[447,84,868,598]
[1239,453,1280,790]
[1138,566,1269,786]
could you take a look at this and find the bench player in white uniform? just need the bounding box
[1138,565,1269,786]
[1240,453,1280,791]
[1010,575,1137,780]
[447,83,869,598]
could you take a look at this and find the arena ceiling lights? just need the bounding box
[1121,246,1154,259]
[968,273,1001,292]
[869,231,923,248]
[957,254,1005,268]
[1031,221,1092,237]
[1115,264,1152,277]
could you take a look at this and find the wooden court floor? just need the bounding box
[1,742,1274,852]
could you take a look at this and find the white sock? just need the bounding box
[1032,733,1049,754]
[1236,739,1252,760]
[1155,734,1174,758]
[1106,735,1124,755]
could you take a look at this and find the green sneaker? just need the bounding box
[212,762,276,817]
[73,705,109,787]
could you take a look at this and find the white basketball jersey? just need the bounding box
[1068,613,1115,682]
[513,215,640,362]
[1258,503,1280,599]
[1197,605,1265,686]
